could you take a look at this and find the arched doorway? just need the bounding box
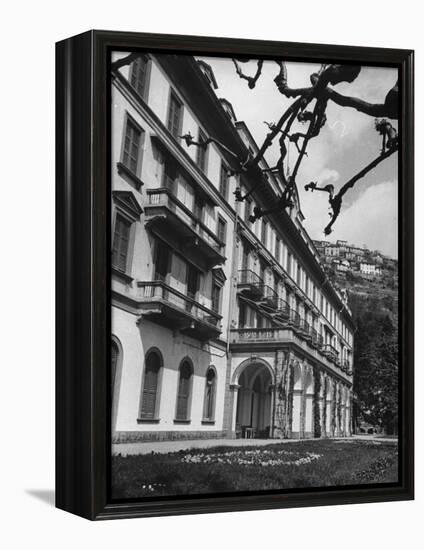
[235,363,272,439]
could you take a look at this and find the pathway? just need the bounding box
[112,434,397,456]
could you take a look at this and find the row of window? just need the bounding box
[240,237,352,344]
[121,56,232,203]
[111,342,217,422]
[238,301,351,361]
[119,55,352,343]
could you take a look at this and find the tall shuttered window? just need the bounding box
[196,129,208,172]
[261,219,268,247]
[167,92,182,138]
[112,214,131,272]
[176,361,193,421]
[219,163,229,200]
[211,282,221,313]
[244,197,252,223]
[154,240,170,282]
[111,341,119,396]
[162,157,177,189]
[129,55,149,99]
[275,237,281,263]
[203,368,217,421]
[122,117,142,175]
[217,216,227,246]
[139,351,161,419]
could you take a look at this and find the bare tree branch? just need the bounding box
[111,53,143,71]
[232,59,264,89]
[324,146,398,235]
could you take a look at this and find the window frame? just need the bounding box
[275,236,281,264]
[111,191,141,278]
[219,162,229,200]
[217,215,227,249]
[167,89,183,140]
[202,367,217,423]
[138,348,164,423]
[129,54,151,102]
[174,358,194,423]
[261,218,268,247]
[112,212,132,274]
[120,112,145,180]
[111,336,124,435]
[196,128,209,173]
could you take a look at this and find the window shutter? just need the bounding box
[219,164,228,199]
[168,94,181,137]
[130,56,148,98]
[122,119,142,175]
[176,363,192,420]
[112,215,131,272]
[111,342,119,393]
[140,353,160,418]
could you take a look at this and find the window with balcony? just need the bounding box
[139,349,162,420]
[154,240,171,282]
[129,55,150,100]
[175,360,193,421]
[186,263,200,302]
[238,302,255,328]
[121,115,144,179]
[162,157,178,189]
[203,368,217,422]
[196,129,208,172]
[167,91,182,138]
[219,163,229,200]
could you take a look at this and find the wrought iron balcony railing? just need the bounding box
[144,188,225,266]
[322,344,339,363]
[137,280,222,339]
[237,269,264,300]
[258,284,279,310]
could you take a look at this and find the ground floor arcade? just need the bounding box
[111,302,352,443]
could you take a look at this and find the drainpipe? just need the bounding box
[271,349,279,438]
[226,194,240,355]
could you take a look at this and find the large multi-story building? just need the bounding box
[110,52,354,444]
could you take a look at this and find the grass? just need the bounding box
[111,439,398,500]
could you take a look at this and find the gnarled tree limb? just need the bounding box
[324,146,398,235]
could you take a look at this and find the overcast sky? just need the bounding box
[198,57,398,259]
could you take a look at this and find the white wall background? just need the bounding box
[0,1,421,548]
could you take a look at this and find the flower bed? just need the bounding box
[181,448,322,467]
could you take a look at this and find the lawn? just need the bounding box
[111,439,398,500]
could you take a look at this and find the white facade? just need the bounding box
[110,53,354,443]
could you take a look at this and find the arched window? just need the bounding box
[139,350,162,419]
[203,368,217,421]
[111,341,119,396]
[176,360,193,421]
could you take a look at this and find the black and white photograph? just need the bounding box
[110,51,400,500]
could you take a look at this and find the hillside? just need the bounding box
[325,262,399,435]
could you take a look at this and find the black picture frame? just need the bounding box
[56,30,414,521]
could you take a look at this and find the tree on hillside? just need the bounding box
[353,309,398,434]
